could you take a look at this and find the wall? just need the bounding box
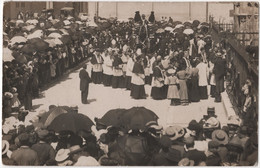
[93,2,234,23]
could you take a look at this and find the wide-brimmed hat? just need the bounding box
[227,115,241,126]
[203,117,220,129]
[212,129,228,145]
[178,158,195,166]
[4,92,13,99]
[145,121,163,132]
[2,140,10,155]
[69,145,82,154]
[74,156,100,166]
[55,148,70,162]
[165,125,185,141]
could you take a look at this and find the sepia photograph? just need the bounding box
[2,1,259,166]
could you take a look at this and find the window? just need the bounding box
[21,2,25,8]
[16,2,19,8]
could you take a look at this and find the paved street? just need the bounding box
[28,66,228,129]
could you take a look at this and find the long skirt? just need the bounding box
[199,86,208,99]
[130,84,146,99]
[112,76,124,88]
[103,74,112,87]
[190,77,200,102]
[179,79,189,104]
[24,94,32,110]
[91,71,103,84]
[125,76,132,90]
[151,86,166,100]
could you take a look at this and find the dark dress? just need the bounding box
[151,66,166,100]
[24,73,33,111]
[111,56,124,89]
[189,68,200,102]
[130,62,146,99]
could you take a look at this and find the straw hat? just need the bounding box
[212,129,228,145]
[165,125,185,141]
[74,156,100,166]
[227,115,241,126]
[203,117,220,129]
[55,149,70,162]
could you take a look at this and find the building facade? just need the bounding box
[4,1,233,23]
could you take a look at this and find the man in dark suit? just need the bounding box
[213,52,227,102]
[79,64,91,104]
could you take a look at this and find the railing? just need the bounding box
[210,18,258,127]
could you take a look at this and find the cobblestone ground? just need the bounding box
[27,66,228,129]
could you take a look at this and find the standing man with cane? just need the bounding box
[79,64,92,104]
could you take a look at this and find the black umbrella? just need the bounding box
[120,107,159,131]
[47,113,94,133]
[28,38,49,51]
[39,107,68,127]
[21,44,37,54]
[97,108,127,127]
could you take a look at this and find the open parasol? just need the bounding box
[3,48,15,62]
[21,44,37,54]
[39,107,68,127]
[28,38,49,51]
[47,113,94,133]
[27,30,43,39]
[156,28,164,33]
[48,32,62,39]
[120,107,159,131]
[183,28,194,35]
[26,19,39,25]
[96,108,127,127]
[10,36,27,46]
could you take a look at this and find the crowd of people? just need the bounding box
[2,10,257,166]
[2,105,257,166]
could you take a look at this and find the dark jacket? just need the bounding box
[11,146,39,165]
[31,142,56,165]
[79,68,91,91]
[213,57,227,79]
[184,149,206,165]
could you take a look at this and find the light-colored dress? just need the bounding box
[165,75,180,99]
